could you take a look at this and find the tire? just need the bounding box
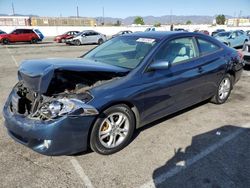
[2,38,9,45]
[210,74,233,104]
[75,40,81,46]
[31,38,37,44]
[90,104,135,155]
[61,39,65,43]
[98,38,104,45]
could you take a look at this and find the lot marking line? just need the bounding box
[70,157,94,188]
[140,123,250,188]
[5,46,19,67]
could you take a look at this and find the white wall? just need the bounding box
[1,25,250,37]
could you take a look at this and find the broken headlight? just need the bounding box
[39,98,98,119]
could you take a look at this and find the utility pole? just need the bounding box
[77,6,79,18]
[102,6,105,25]
[12,2,15,16]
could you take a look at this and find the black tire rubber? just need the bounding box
[98,39,104,45]
[31,38,37,44]
[2,38,9,45]
[210,74,233,104]
[75,40,81,46]
[90,104,135,155]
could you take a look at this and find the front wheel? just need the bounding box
[90,104,135,155]
[210,74,233,104]
[98,39,104,45]
[31,38,37,44]
[75,40,81,46]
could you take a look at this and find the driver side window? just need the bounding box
[154,37,197,65]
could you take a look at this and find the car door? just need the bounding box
[89,32,99,43]
[10,29,23,42]
[195,37,227,99]
[236,31,246,46]
[140,37,207,125]
[81,32,90,44]
[229,31,238,47]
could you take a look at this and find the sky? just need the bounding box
[0,0,249,18]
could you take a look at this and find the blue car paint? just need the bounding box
[3,32,244,155]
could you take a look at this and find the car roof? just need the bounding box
[124,31,192,40]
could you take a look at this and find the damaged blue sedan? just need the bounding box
[3,32,244,155]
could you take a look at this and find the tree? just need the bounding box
[133,16,144,25]
[186,20,192,25]
[114,20,121,26]
[154,22,161,27]
[216,14,226,25]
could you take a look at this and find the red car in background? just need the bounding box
[194,30,209,35]
[0,29,44,44]
[54,31,79,43]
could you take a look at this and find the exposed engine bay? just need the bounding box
[9,70,126,121]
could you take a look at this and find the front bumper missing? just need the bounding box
[2,92,97,156]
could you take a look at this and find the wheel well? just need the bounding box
[226,70,235,85]
[100,101,140,129]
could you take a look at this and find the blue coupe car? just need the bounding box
[214,30,249,48]
[3,32,244,155]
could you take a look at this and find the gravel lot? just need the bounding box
[0,39,250,188]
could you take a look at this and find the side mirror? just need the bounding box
[82,34,86,37]
[149,60,170,71]
[230,35,235,39]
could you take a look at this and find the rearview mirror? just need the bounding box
[149,60,170,71]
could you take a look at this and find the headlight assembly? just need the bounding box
[39,98,98,120]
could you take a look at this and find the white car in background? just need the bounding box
[66,30,106,45]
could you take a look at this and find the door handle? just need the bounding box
[198,67,204,73]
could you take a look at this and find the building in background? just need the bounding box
[31,17,96,26]
[0,16,96,26]
[226,18,250,26]
[0,16,31,26]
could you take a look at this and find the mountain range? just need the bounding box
[0,13,237,25]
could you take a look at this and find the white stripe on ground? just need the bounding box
[70,158,94,188]
[5,46,19,67]
[140,123,250,188]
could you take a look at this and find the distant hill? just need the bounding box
[96,15,234,25]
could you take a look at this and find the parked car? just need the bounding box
[145,27,157,32]
[3,32,244,155]
[214,30,249,48]
[246,30,250,37]
[242,41,250,66]
[0,30,6,35]
[211,29,225,36]
[66,30,106,45]
[174,28,188,32]
[0,29,44,44]
[54,31,79,43]
[194,30,209,35]
[112,30,133,38]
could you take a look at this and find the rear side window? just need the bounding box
[155,37,197,65]
[197,39,220,55]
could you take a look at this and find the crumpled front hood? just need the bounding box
[18,58,129,94]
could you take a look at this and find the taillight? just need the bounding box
[237,50,243,60]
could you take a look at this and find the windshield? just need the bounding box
[216,32,231,37]
[82,36,157,69]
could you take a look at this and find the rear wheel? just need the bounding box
[90,104,135,155]
[31,38,37,44]
[2,38,9,45]
[210,74,233,104]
